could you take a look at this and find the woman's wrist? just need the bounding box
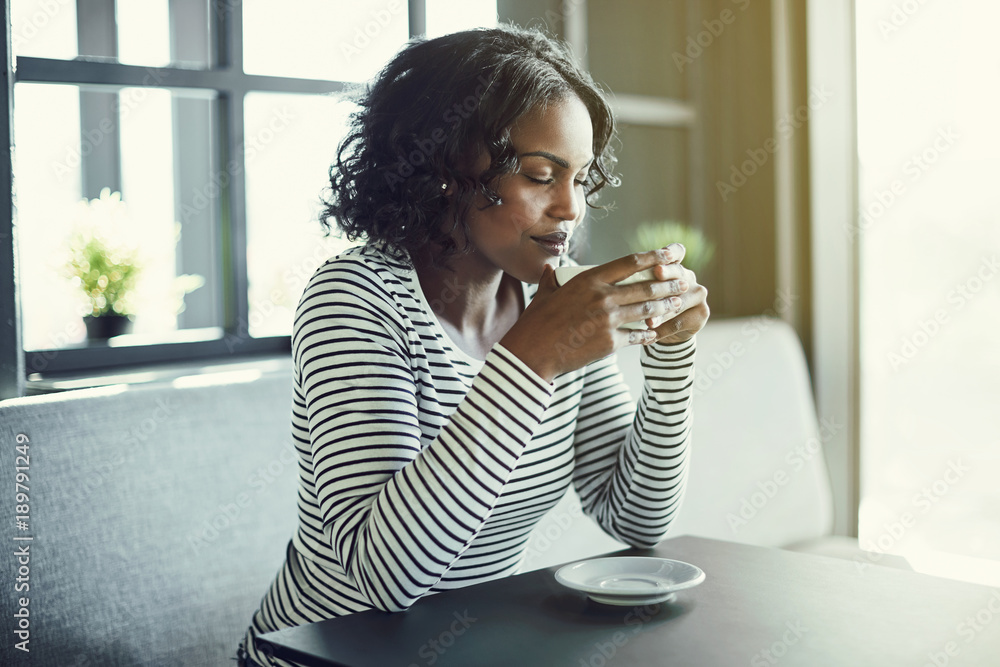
[498,332,558,384]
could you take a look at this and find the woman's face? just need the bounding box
[460,94,595,284]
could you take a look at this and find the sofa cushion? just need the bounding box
[0,365,298,666]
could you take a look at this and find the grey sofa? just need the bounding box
[0,363,298,666]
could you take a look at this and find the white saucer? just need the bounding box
[554,556,705,606]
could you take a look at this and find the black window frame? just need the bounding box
[0,0,429,398]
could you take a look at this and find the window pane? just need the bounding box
[116,0,171,67]
[13,83,85,357]
[857,0,1000,576]
[14,83,223,358]
[11,0,210,68]
[244,93,359,338]
[425,0,497,38]
[10,0,79,60]
[243,0,409,82]
[118,88,223,341]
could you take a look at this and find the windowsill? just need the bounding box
[25,352,292,395]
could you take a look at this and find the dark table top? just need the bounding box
[257,535,1000,666]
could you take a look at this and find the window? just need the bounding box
[1,0,497,393]
[856,0,1000,579]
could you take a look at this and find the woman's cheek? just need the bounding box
[508,212,538,232]
[507,199,543,232]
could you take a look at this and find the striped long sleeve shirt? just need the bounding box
[241,244,695,666]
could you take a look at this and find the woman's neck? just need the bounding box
[412,246,522,358]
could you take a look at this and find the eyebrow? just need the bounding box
[519,151,594,170]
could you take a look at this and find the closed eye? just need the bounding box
[524,174,587,186]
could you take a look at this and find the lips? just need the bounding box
[531,232,569,256]
[533,232,568,243]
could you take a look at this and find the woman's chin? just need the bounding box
[520,257,560,285]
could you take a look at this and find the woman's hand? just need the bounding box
[641,244,710,345]
[500,246,707,383]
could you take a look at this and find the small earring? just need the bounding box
[440,182,448,191]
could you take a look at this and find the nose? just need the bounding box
[548,179,583,223]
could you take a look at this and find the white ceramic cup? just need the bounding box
[553,265,661,331]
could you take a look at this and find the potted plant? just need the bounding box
[65,189,142,340]
[65,188,206,342]
[629,221,716,275]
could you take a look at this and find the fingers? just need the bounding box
[616,274,689,306]
[618,295,684,327]
[646,284,710,343]
[626,328,659,346]
[607,262,699,328]
[594,244,685,284]
[536,264,559,297]
[664,243,686,265]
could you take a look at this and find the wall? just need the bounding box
[498,0,814,340]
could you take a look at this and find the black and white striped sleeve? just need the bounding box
[571,338,696,547]
[292,262,556,612]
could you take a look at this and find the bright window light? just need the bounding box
[116,0,171,67]
[425,0,498,38]
[243,0,410,82]
[856,0,1000,579]
[10,0,78,59]
[244,93,360,338]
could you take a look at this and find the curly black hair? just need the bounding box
[320,23,619,266]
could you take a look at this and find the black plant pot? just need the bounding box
[84,314,133,341]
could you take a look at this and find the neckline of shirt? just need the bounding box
[357,242,565,372]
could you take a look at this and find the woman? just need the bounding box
[239,24,708,667]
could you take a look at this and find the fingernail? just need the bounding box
[669,297,682,309]
[676,280,688,291]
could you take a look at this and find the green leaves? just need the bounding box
[65,189,143,317]
[629,221,715,275]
